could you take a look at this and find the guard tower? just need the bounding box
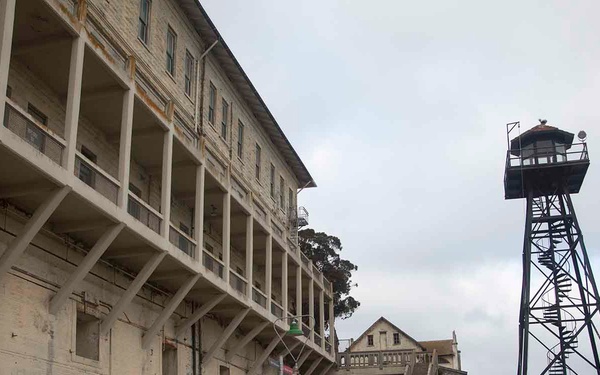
[505,121,599,375]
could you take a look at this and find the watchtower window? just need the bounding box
[522,140,567,166]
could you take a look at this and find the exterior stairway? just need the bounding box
[538,248,579,375]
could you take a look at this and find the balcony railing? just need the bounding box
[252,287,267,308]
[271,300,284,318]
[325,342,332,354]
[202,250,224,279]
[506,143,589,169]
[229,270,247,295]
[338,349,420,369]
[75,153,119,204]
[169,225,196,257]
[3,101,65,165]
[314,333,322,347]
[85,15,128,73]
[127,193,161,234]
[302,322,310,337]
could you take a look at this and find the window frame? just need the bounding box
[255,143,262,180]
[367,334,374,346]
[393,332,400,345]
[279,176,285,210]
[166,26,177,77]
[138,0,151,45]
[221,98,229,139]
[208,82,216,124]
[270,164,275,198]
[237,120,244,159]
[184,50,194,97]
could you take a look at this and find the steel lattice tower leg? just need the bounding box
[517,187,600,375]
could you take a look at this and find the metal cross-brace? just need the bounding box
[517,187,600,375]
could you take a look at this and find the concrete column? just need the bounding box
[0,0,15,123]
[309,278,314,342]
[282,251,288,317]
[160,130,173,236]
[117,89,134,208]
[319,288,325,350]
[222,191,230,283]
[194,164,205,258]
[245,214,253,296]
[296,266,302,317]
[63,36,85,172]
[329,298,335,354]
[265,233,273,311]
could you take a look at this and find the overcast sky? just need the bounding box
[200,1,600,373]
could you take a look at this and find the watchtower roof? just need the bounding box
[510,124,574,155]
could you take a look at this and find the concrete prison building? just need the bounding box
[0,0,335,374]
[336,317,466,375]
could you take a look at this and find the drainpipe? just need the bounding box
[192,320,197,375]
[196,39,219,137]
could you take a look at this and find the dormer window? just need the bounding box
[367,335,374,346]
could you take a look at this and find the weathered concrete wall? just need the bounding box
[350,320,421,352]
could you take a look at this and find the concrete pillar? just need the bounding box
[63,36,85,172]
[282,251,288,317]
[319,288,325,350]
[117,89,134,208]
[309,278,314,342]
[222,191,230,283]
[194,164,205,259]
[296,266,302,317]
[245,214,253,296]
[160,130,173,236]
[0,0,15,123]
[329,298,335,354]
[265,234,273,311]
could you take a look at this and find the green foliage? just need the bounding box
[299,228,360,320]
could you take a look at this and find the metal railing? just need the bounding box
[229,271,247,295]
[202,250,224,279]
[85,15,128,73]
[252,287,267,308]
[169,225,196,258]
[271,301,284,318]
[506,143,589,169]
[127,193,161,234]
[3,101,65,165]
[75,154,119,204]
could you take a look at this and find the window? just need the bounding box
[78,146,97,187]
[221,99,229,139]
[219,366,230,375]
[28,103,47,125]
[166,27,176,76]
[208,83,216,124]
[236,121,244,159]
[367,335,374,346]
[162,344,177,375]
[393,332,400,345]
[179,223,190,254]
[288,188,294,212]
[279,176,285,210]
[76,311,100,361]
[255,144,261,180]
[270,164,275,198]
[184,50,194,96]
[138,0,151,44]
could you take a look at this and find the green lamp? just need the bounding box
[287,318,304,336]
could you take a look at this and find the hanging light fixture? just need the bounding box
[273,315,316,375]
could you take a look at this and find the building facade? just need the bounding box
[336,317,466,375]
[0,0,335,374]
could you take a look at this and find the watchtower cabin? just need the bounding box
[504,121,590,200]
